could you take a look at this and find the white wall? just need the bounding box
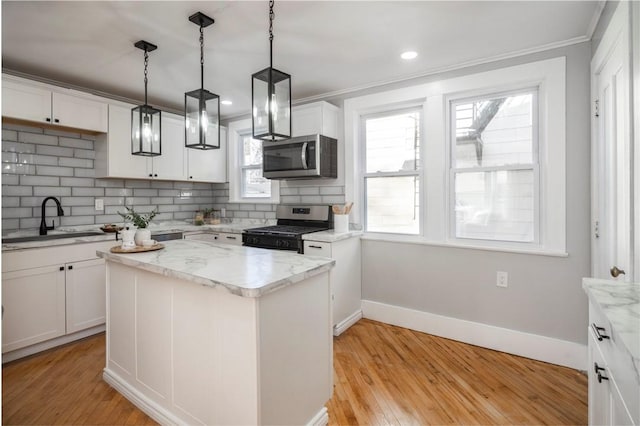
[336,42,592,348]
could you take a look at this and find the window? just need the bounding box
[363,109,421,234]
[240,134,271,198]
[227,118,279,203]
[451,90,538,243]
[345,57,566,255]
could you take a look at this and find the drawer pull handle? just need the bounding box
[308,245,322,249]
[591,323,609,341]
[594,363,608,383]
[226,236,237,240]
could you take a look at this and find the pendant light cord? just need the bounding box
[143,49,149,105]
[269,0,274,69]
[200,25,204,90]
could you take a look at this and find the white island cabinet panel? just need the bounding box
[99,240,333,425]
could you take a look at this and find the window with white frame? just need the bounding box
[363,109,421,234]
[450,90,538,243]
[240,134,271,198]
[227,118,279,203]
[345,57,566,255]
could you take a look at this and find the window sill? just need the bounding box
[360,233,568,257]
[228,197,279,205]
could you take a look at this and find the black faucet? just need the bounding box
[40,197,65,235]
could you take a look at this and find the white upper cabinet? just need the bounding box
[2,76,108,132]
[187,126,227,182]
[150,112,187,181]
[292,101,339,139]
[95,103,148,179]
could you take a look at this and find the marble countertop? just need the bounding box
[1,219,274,252]
[97,239,335,298]
[583,278,640,375]
[302,229,363,243]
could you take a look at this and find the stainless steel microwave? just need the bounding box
[262,134,337,179]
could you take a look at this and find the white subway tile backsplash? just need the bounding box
[298,187,320,195]
[36,165,74,176]
[18,197,44,207]
[19,132,58,146]
[280,195,301,204]
[2,152,18,163]
[2,141,35,153]
[158,189,180,197]
[71,206,100,216]
[20,175,59,186]
[233,211,249,218]
[58,157,93,168]
[133,189,158,197]
[158,204,181,213]
[95,179,125,188]
[61,197,94,206]
[105,188,133,197]
[300,195,323,204]
[124,180,151,188]
[2,129,18,142]
[36,145,74,157]
[73,149,96,159]
[71,188,104,199]
[321,195,346,204]
[2,175,19,185]
[239,204,255,211]
[3,207,33,218]
[61,177,94,187]
[44,128,82,138]
[102,197,125,206]
[3,185,33,196]
[74,168,96,178]
[59,137,93,150]
[3,218,20,229]
[150,181,175,189]
[3,164,36,174]
[124,197,150,205]
[3,197,19,207]
[20,154,59,166]
[33,186,71,197]
[60,215,96,226]
[95,214,123,223]
[320,186,344,195]
[280,187,298,196]
[20,218,42,229]
[248,211,265,219]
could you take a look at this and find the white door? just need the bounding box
[591,2,633,282]
[65,258,106,334]
[153,112,187,180]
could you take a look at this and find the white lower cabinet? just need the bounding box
[303,236,362,335]
[588,302,638,425]
[183,231,241,245]
[2,241,114,360]
[2,264,67,353]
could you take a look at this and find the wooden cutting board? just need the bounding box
[110,243,164,253]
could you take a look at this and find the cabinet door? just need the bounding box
[52,92,108,132]
[65,258,106,334]
[187,126,227,182]
[102,104,149,179]
[292,102,338,138]
[2,79,52,124]
[152,113,187,180]
[2,265,66,353]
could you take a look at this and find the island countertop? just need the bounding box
[97,239,334,298]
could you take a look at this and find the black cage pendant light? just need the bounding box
[185,12,220,150]
[252,0,291,141]
[132,40,162,156]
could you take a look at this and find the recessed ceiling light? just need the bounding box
[401,51,418,60]
[221,100,233,105]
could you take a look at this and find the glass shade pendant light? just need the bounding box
[252,0,291,141]
[185,12,220,150]
[132,40,161,156]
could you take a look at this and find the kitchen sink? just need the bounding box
[2,231,105,244]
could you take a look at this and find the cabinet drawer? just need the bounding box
[184,232,221,242]
[303,241,332,257]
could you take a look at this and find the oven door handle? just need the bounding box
[301,142,308,169]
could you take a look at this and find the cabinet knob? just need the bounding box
[154,174,158,177]
[189,176,193,179]
[610,266,625,278]
[149,174,153,177]
[59,266,64,271]
[68,265,73,270]
[46,117,51,122]
[54,118,60,123]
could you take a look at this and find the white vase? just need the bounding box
[134,228,151,246]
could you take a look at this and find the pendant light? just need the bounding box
[132,40,161,156]
[252,0,291,141]
[185,12,220,150]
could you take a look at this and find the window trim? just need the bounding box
[447,88,540,246]
[360,107,423,235]
[227,118,280,204]
[344,57,566,255]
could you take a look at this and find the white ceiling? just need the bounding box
[2,1,601,119]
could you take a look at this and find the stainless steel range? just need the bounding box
[242,205,333,253]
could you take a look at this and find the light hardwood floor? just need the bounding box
[2,319,587,425]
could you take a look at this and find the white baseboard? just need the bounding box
[2,325,105,364]
[333,310,363,336]
[103,368,183,425]
[307,407,329,426]
[361,300,586,370]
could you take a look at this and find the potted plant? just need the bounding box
[118,206,157,246]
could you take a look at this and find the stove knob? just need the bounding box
[276,240,282,247]
[282,240,290,248]
[251,237,260,244]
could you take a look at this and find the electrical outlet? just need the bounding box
[497,271,508,288]
[95,199,104,211]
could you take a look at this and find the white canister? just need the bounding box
[334,214,349,233]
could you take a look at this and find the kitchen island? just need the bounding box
[97,240,335,426]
